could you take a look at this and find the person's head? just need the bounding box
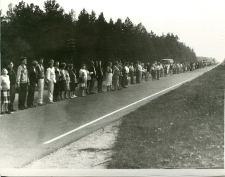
[108,62,112,67]
[7,61,14,69]
[2,68,8,75]
[49,59,54,64]
[20,57,27,65]
[55,61,59,67]
[60,63,66,69]
[91,61,94,66]
[48,61,53,68]
[68,64,73,70]
[130,62,133,66]
[114,61,118,66]
[32,60,38,67]
[39,57,44,64]
[81,64,86,69]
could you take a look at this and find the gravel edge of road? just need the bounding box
[24,120,121,169]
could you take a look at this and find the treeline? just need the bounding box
[1,0,197,70]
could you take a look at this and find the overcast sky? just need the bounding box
[1,0,225,62]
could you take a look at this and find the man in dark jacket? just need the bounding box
[89,61,97,94]
[7,61,17,112]
[27,61,38,108]
[96,61,104,93]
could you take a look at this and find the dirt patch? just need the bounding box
[25,120,121,169]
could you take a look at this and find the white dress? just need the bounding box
[105,66,113,86]
[79,69,87,87]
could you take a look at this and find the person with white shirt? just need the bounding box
[46,61,56,103]
[36,57,45,106]
[0,68,11,114]
[16,57,30,110]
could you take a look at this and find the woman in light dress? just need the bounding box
[79,64,87,97]
[105,62,113,91]
[112,61,120,90]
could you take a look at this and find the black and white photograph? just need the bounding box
[0,0,224,176]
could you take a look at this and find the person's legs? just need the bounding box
[37,79,44,104]
[48,81,54,102]
[9,84,16,111]
[19,83,28,108]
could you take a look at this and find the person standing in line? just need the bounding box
[135,61,139,84]
[122,62,129,88]
[36,57,45,106]
[0,68,11,114]
[79,64,87,97]
[137,61,143,83]
[46,61,56,103]
[105,62,113,91]
[16,57,30,110]
[129,62,135,84]
[118,61,123,90]
[27,61,38,108]
[59,63,66,100]
[64,65,70,99]
[68,64,77,98]
[53,61,60,101]
[89,61,97,94]
[7,61,17,112]
[156,62,161,80]
[112,61,120,91]
[96,61,104,93]
[150,64,155,81]
[145,63,150,81]
[86,67,91,95]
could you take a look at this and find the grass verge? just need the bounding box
[108,65,224,169]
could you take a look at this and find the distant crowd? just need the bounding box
[0,57,212,115]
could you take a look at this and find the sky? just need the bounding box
[1,0,225,62]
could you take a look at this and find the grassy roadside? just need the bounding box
[108,65,224,169]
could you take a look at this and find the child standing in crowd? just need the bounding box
[68,64,77,98]
[0,68,11,114]
[79,64,87,97]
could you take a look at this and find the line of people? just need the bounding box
[0,57,210,115]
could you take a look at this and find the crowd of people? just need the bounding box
[0,57,211,115]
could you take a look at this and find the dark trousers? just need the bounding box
[18,83,28,108]
[27,83,36,106]
[89,78,96,93]
[136,72,139,83]
[130,72,134,84]
[53,82,59,100]
[97,77,103,92]
[9,84,16,110]
[156,70,160,80]
[122,74,128,87]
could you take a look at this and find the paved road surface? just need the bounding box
[0,65,217,168]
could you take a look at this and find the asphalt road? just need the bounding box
[0,65,217,168]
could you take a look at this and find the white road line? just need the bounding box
[43,67,216,144]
